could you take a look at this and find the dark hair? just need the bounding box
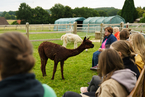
[104,27,113,34]
[98,49,124,82]
[0,32,35,79]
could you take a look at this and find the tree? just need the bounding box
[108,9,119,16]
[32,6,50,24]
[143,7,145,10]
[140,17,145,23]
[121,0,138,23]
[64,6,73,18]
[73,7,99,18]
[117,10,122,16]
[98,10,108,16]
[1,11,7,17]
[50,3,65,21]
[136,7,144,18]
[5,13,11,19]
[16,3,33,24]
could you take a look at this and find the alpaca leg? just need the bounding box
[74,41,77,49]
[62,39,67,47]
[40,58,48,77]
[51,61,58,80]
[60,61,65,80]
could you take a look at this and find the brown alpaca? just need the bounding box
[38,37,94,80]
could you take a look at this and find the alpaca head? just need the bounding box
[83,37,94,49]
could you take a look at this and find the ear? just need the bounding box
[87,37,90,40]
[83,36,86,42]
[128,29,131,31]
[118,51,122,57]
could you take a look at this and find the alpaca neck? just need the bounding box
[68,44,85,57]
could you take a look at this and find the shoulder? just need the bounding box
[101,79,118,87]
[96,79,128,97]
[42,84,57,97]
[108,34,117,40]
[107,34,117,43]
[135,54,142,60]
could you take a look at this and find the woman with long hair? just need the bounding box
[110,40,140,79]
[62,49,136,97]
[129,33,145,73]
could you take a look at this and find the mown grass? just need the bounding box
[0,29,101,97]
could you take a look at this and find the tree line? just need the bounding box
[0,0,145,24]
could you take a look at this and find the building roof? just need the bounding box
[0,17,9,25]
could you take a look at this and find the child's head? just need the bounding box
[98,49,124,80]
[113,27,119,33]
[110,40,135,59]
[0,32,35,79]
[120,28,131,40]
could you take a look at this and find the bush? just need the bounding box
[11,21,18,25]
[140,17,145,23]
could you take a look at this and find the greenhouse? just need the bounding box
[82,15,125,32]
[54,17,85,31]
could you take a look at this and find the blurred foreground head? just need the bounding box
[0,32,35,79]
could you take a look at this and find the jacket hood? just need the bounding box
[111,69,137,93]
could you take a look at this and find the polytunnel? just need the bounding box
[54,17,85,31]
[82,15,125,32]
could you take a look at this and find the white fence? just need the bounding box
[0,22,145,42]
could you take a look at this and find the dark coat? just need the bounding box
[100,34,117,48]
[123,57,140,79]
[0,73,44,97]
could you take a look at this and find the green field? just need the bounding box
[7,20,16,24]
[0,29,101,96]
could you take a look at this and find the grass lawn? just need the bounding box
[0,29,101,96]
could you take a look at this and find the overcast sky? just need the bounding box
[0,0,144,11]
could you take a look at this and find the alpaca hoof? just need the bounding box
[62,78,65,80]
[43,74,47,77]
[51,78,54,80]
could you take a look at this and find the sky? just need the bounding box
[0,0,144,12]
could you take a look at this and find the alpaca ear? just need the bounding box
[83,36,86,42]
[87,37,90,40]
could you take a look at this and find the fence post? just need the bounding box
[126,22,129,28]
[100,23,104,43]
[26,22,29,39]
[73,22,77,34]
[120,22,124,31]
[42,24,43,31]
[88,23,90,33]
[57,24,58,31]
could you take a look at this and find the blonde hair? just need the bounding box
[0,32,35,79]
[98,49,124,82]
[111,40,136,60]
[113,27,119,32]
[129,33,145,63]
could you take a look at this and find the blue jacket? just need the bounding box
[100,34,117,48]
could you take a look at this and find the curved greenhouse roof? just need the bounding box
[83,15,125,32]
[54,17,85,31]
